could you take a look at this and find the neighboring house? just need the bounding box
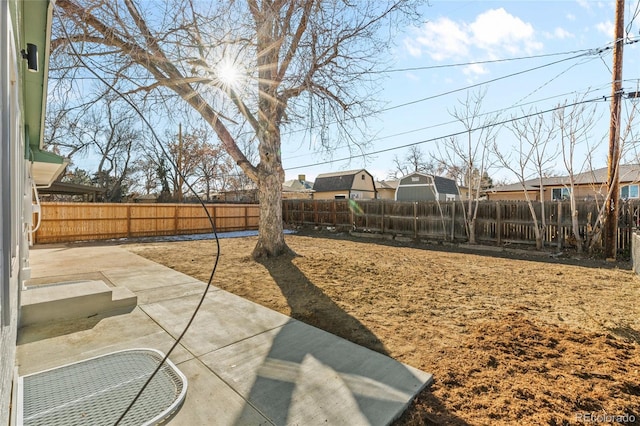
[1,0,67,422]
[312,169,377,200]
[375,179,399,200]
[486,165,640,202]
[38,181,106,202]
[395,172,460,202]
[133,193,158,203]
[282,174,314,200]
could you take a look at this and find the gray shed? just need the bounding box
[395,172,459,201]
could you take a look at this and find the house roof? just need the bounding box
[283,179,314,192]
[433,175,460,195]
[38,181,106,196]
[313,169,372,192]
[375,180,399,190]
[23,0,68,186]
[397,172,459,195]
[489,164,640,193]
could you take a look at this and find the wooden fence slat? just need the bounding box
[282,199,638,251]
[35,202,260,244]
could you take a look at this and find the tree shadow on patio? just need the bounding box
[258,251,389,355]
[227,252,468,425]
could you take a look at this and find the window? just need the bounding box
[552,188,570,200]
[621,184,639,199]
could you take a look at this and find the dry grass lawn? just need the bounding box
[126,232,640,425]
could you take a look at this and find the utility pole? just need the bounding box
[605,0,625,260]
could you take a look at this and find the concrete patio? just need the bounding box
[17,242,432,425]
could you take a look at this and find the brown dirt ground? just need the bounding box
[125,232,640,425]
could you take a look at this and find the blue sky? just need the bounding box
[281,0,640,184]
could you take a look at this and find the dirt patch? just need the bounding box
[126,234,640,425]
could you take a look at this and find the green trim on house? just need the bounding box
[20,0,67,185]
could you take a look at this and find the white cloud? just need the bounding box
[566,13,576,21]
[469,8,542,55]
[551,27,574,39]
[596,20,614,39]
[404,8,542,65]
[576,0,591,11]
[463,63,488,76]
[404,17,469,60]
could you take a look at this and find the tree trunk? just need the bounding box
[468,220,476,244]
[251,133,291,258]
[570,197,583,253]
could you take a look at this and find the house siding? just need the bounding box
[376,188,396,200]
[313,170,376,200]
[1,2,27,423]
[488,184,611,202]
[351,171,375,191]
[395,173,458,201]
[396,185,437,201]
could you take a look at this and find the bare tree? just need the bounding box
[197,143,235,202]
[554,97,599,254]
[437,89,499,244]
[45,97,140,201]
[53,0,422,257]
[389,145,437,178]
[131,156,160,196]
[495,110,558,249]
[586,96,639,253]
[165,127,209,202]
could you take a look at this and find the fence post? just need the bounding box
[127,205,132,238]
[299,200,304,226]
[557,202,563,250]
[414,202,418,239]
[350,202,354,229]
[381,200,385,234]
[495,201,502,246]
[450,202,456,241]
[282,200,287,225]
[174,205,179,235]
[332,200,337,226]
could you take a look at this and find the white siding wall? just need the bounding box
[1,2,27,423]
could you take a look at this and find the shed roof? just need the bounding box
[433,176,459,195]
[397,172,459,195]
[313,169,371,192]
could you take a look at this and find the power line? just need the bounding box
[379,52,595,113]
[282,86,612,163]
[285,95,610,171]
[281,46,613,139]
[383,48,599,73]
[53,5,221,426]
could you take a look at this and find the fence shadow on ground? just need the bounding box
[290,228,633,271]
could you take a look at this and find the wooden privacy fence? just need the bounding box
[34,202,259,244]
[283,199,640,251]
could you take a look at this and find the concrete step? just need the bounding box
[20,280,137,327]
